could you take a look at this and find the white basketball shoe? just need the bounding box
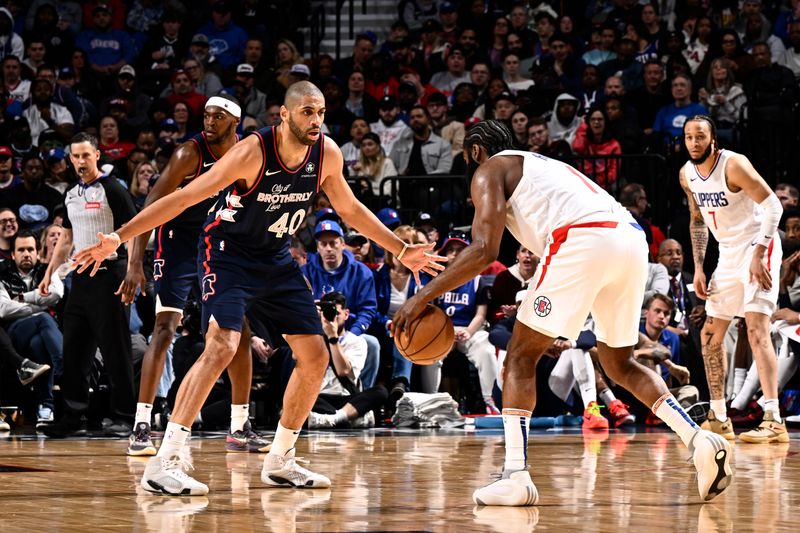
[261,448,331,488]
[472,470,539,506]
[141,450,209,496]
[691,429,733,501]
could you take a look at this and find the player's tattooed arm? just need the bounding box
[679,168,708,268]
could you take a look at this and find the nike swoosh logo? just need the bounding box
[203,162,214,168]
[265,170,281,176]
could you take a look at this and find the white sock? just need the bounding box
[135,402,153,427]
[157,422,190,458]
[598,388,617,406]
[710,399,728,421]
[502,408,531,472]
[571,350,596,407]
[230,404,249,433]
[653,394,699,449]
[332,409,349,424]
[270,421,300,457]
[732,368,747,397]
[763,398,781,423]
[731,362,761,411]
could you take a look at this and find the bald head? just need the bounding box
[284,81,324,108]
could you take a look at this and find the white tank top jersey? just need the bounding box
[682,150,763,251]
[496,150,633,257]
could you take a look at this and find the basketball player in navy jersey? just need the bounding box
[74,81,445,496]
[122,95,270,456]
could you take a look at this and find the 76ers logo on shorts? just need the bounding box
[153,259,165,281]
[533,296,552,317]
[201,273,217,301]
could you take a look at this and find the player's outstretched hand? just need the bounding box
[397,242,447,285]
[693,270,709,300]
[749,254,772,291]
[115,263,147,305]
[391,294,428,338]
[73,232,121,277]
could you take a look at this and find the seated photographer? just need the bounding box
[307,291,388,429]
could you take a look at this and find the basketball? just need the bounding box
[394,304,455,365]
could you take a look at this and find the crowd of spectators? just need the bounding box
[2,0,800,433]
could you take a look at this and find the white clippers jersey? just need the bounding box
[683,150,762,251]
[498,150,633,257]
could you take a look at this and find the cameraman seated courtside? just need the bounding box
[307,291,388,429]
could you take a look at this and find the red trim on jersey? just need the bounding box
[767,237,774,271]
[534,221,619,290]
[155,225,164,260]
[692,149,723,181]
[237,130,268,198]
[271,125,312,173]
[202,132,221,161]
[316,133,325,193]
[188,137,203,178]
[564,163,599,193]
[202,217,222,275]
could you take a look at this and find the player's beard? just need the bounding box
[287,116,316,146]
[689,143,714,165]
[465,153,480,183]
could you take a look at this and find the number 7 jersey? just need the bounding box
[682,149,763,252]
[201,126,323,264]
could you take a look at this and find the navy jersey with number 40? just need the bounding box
[201,126,323,264]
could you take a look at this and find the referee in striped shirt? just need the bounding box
[40,132,138,437]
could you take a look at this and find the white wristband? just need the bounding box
[396,243,408,260]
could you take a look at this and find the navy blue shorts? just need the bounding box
[198,254,323,336]
[153,224,199,314]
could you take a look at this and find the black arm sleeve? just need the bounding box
[102,177,138,227]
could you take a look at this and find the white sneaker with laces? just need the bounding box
[691,429,733,501]
[307,412,338,429]
[141,450,209,496]
[261,448,331,488]
[473,470,539,506]
[36,406,54,428]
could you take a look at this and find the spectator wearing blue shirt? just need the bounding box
[198,1,249,70]
[302,220,380,388]
[76,4,135,76]
[637,293,698,413]
[652,73,707,140]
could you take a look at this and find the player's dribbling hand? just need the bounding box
[390,295,427,338]
[115,263,147,305]
[397,242,447,285]
[73,232,122,276]
[749,254,772,291]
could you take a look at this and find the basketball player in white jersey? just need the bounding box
[393,120,733,506]
[680,115,788,444]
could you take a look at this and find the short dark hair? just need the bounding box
[70,132,99,150]
[619,182,646,207]
[464,119,515,157]
[320,290,347,308]
[14,229,40,251]
[682,114,718,147]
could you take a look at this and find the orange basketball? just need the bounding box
[394,305,455,365]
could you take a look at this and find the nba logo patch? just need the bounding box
[533,296,552,317]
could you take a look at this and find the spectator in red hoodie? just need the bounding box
[572,105,622,188]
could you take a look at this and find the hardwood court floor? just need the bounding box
[1,427,799,532]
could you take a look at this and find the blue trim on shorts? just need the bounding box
[630,223,644,231]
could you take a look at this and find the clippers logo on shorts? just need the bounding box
[533,296,552,317]
[153,258,165,280]
[201,273,217,301]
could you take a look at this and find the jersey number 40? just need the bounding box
[268,208,306,238]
